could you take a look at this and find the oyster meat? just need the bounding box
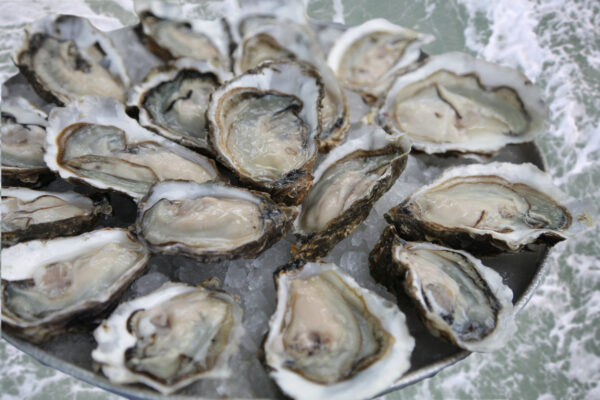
[128,58,232,153]
[293,125,410,260]
[264,260,414,400]
[377,52,548,154]
[1,96,52,186]
[14,15,130,105]
[328,19,434,101]
[92,281,244,394]
[385,162,573,254]
[1,228,149,342]
[2,187,110,247]
[207,61,322,205]
[370,226,515,352]
[45,96,220,200]
[136,180,297,262]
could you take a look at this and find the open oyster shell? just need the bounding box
[14,15,130,105]
[128,58,233,154]
[135,0,232,71]
[92,281,244,394]
[1,228,149,342]
[1,96,53,187]
[264,260,414,400]
[207,61,323,205]
[293,125,410,260]
[1,187,111,247]
[44,96,220,201]
[370,226,515,352]
[327,19,434,102]
[377,52,548,154]
[230,1,349,152]
[385,162,573,254]
[135,180,297,262]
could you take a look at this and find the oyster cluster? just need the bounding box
[1,0,582,399]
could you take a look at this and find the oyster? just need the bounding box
[293,126,410,260]
[14,15,130,105]
[1,96,53,187]
[45,96,220,201]
[128,58,232,153]
[1,228,149,342]
[136,180,297,262]
[377,52,548,154]
[92,281,244,394]
[328,19,434,101]
[386,162,573,254]
[2,187,111,247]
[135,0,232,70]
[370,226,515,352]
[207,61,322,205]
[230,3,349,152]
[264,260,414,400]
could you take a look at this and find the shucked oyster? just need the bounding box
[230,1,349,152]
[386,162,573,254]
[1,96,53,187]
[93,281,244,394]
[45,96,220,201]
[293,126,410,260]
[136,180,297,262]
[370,226,515,352]
[377,52,548,154]
[327,19,434,101]
[14,15,130,105]
[135,0,232,71]
[1,228,149,342]
[2,187,110,247]
[264,260,414,400]
[128,58,232,154]
[207,61,322,205]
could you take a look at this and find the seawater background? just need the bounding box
[0,0,598,399]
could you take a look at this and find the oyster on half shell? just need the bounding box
[370,226,515,352]
[136,180,297,262]
[377,52,548,154]
[385,162,573,254]
[1,228,149,342]
[92,281,244,394]
[293,125,410,260]
[264,260,414,400]
[14,15,130,105]
[207,61,323,205]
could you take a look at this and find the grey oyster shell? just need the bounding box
[369,226,516,352]
[293,125,410,260]
[385,162,573,255]
[135,180,297,262]
[1,187,111,247]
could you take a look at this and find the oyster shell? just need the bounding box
[45,96,220,201]
[1,228,149,342]
[128,58,232,154]
[370,226,515,352]
[327,19,434,101]
[207,61,322,205]
[1,187,111,247]
[230,3,349,152]
[135,0,232,71]
[1,96,53,187]
[135,180,297,262]
[385,162,573,254]
[377,52,548,154]
[92,281,244,394]
[14,15,130,105]
[264,260,414,400]
[293,125,410,260]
